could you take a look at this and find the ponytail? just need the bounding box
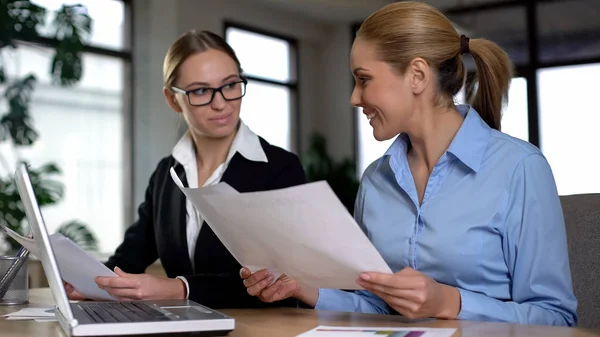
[467,38,514,131]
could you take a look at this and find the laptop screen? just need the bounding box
[14,163,75,322]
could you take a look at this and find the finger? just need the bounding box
[358,279,421,302]
[243,269,271,288]
[64,282,74,294]
[95,276,141,289]
[369,289,420,314]
[385,298,422,318]
[246,274,274,296]
[114,266,129,277]
[259,279,289,301]
[358,272,402,287]
[103,287,146,301]
[69,289,87,301]
[240,267,251,279]
[359,272,424,290]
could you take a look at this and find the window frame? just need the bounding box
[223,21,300,154]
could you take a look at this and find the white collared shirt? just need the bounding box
[172,120,268,268]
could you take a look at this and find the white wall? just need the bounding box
[131,0,358,218]
[132,0,183,221]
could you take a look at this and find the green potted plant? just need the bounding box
[0,0,98,253]
[302,133,360,215]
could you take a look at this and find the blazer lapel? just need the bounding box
[168,164,194,274]
[220,153,266,193]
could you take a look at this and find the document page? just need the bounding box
[3,226,115,301]
[170,168,392,290]
[297,326,456,337]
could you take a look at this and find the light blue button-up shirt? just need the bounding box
[315,105,577,326]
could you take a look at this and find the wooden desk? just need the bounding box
[0,288,598,337]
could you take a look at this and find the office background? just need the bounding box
[1,0,599,256]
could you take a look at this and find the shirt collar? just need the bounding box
[172,119,268,167]
[445,104,491,173]
[377,104,490,173]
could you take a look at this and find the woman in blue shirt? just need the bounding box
[240,1,577,326]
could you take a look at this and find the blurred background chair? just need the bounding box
[561,193,600,329]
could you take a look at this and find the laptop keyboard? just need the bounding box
[82,302,171,323]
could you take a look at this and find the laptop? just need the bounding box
[14,163,235,336]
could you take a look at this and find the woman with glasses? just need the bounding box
[64,30,306,309]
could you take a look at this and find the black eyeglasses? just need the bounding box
[171,78,248,106]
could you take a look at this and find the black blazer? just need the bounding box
[104,137,306,309]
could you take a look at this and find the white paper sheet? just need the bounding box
[296,326,456,337]
[2,307,58,322]
[170,168,392,290]
[3,227,116,301]
[2,307,55,318]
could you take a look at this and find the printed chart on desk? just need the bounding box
[297,326,456,337]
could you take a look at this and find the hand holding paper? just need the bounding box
[170,168,392,290]
[2,226,116,301]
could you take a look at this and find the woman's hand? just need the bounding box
[95,267,186,301]
[357,267,461,320]
[64,281,86,301]
[240,268,318,307]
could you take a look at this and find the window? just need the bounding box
[501,77,529,142]
[225,24,297,151]
[355,107,395,178]
[1,0,129,254]
[538,63,600,195]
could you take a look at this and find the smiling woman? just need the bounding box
[62,30,307,309]
[243,1,577,327]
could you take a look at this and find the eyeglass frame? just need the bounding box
[170,77,248,107]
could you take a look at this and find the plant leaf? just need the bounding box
[0,174,26,231]
[50,4,91,86]
[0,0,46,49]
[0,161,64,250]
[26,162,64,207]
[0,110,38,145]
[52,4,92,40]
[1,74,38,145]
[56,220,98,252]
[0,114,7,141]
[51,37,83,85]
[4,73,37,108]
[302,133,359,213]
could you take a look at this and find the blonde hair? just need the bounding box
[357,1,514,130]
[163,30,243,88]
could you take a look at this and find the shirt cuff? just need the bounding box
[176,276,190,300]
[314,289,345,311]
[457,287,483,321]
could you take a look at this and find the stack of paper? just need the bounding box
[297,326,457,337]
[2,307,57,322]
[170,169,393,290]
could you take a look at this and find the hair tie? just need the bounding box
[460,35,470,55]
